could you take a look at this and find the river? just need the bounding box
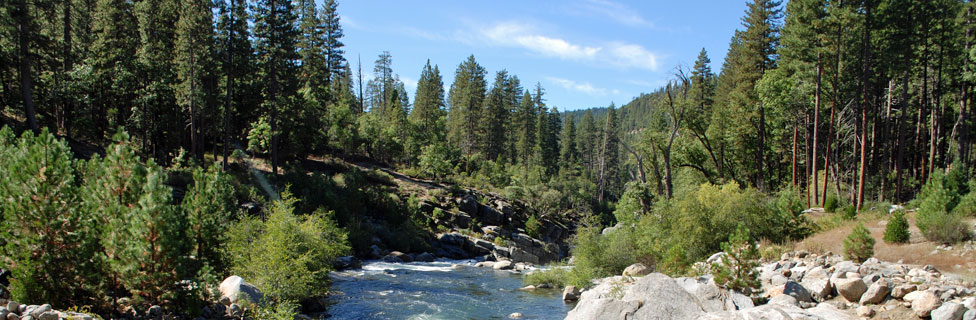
[327,259,573,319]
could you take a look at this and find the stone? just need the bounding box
[519,285,536,291]
[856,305,875,318]
[859,281,891,305]
[4,303,16,315]
[508,312,523,319]
[903,290,925,302]
[35,312,55,320]
[622,263,651,277]
[493,260,513,270]
[783,281,813,303]
[218,296,231,306]
[459,195,479,216]
[892,284,917,299]
[369,244,385,259]
[227,304,243,317]
[565,298,641,320]
[6,313,19,320]
[0,308,6,320]
[912,290,942,318]
[333,255,362,270]
[862,273,882,286]
[962,297,975,310]
[147,305,162,318]
[800,269,832,301]
[964,310,976,320]
[768,294,798,307]
[474,261,495,268]
[219,276,264,304]
[382,254,404,263]
[622,273,706,319]
[415,252,436,262]
[834,278,867,303]
[389,251,412,262]
[563,286,581,301]
[28,305,50,318]
[931,302,966,320]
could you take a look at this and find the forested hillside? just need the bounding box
[3,0,976,318]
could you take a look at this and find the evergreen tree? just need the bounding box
[89,0,139,134]
[598,105,620,202]
[447,55,487,154]
[215,0,256,166]
[133,0,180,160]
[409,60,446,145]
[182,164,236,273]
[253,0,300,174]
[174,0,216,161]
[560,114,578,170]
[515,89,537,165]
[578,110,597,175]
[320,0,345,88]
[484,70,513,161]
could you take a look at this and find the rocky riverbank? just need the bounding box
[563,251,976,320]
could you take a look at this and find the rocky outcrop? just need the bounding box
[433,231,560,265]
[0,300,94,320]
[566,251,976,320]
[219,276,264,304]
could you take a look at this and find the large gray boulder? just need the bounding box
[834,278,867,303]
[912,290,942,318]
[566,273,705,320]
[800,267,832,301]
[696,303,854,320]
[219,276,264,304]
[858,280,890,305]
[783,281,813,303]
[931,302,966,320]
[623,263,651,277]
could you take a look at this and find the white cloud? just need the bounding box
[479,21,659,71]
[547,76,609,96]
[401,76,418,93]
[579,0,654,28]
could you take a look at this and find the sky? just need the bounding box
[339,0,749,111]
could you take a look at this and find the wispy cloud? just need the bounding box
[578,0,654,28]
[547,76,610,96]
[401,76,418,93]
[479,22,659,71]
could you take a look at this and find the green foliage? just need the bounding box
[883,209,911,244]
[0,129,100,306]
[711,224,761,295]
[841,204,857,220]
[247,300,300,320]
[954,180,976,217]
[775,188,812,240]
[843,223,875,263]
[523,267,570,288]
[225,192,350,302]
[182,164,237,273]
[247,116,272,154]
[824,194,839,213]
[418,142,458,182]
[917,172,971,243]
[525,214,543,239]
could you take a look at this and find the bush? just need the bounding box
[523,267,570,288]
[883,210,911,244]
[526,214,543,239]
[824,194,839,212]
[841,204,857,220]
[775,188,812,240]
[843,223,875,263]
[225,192,351,303]
[711,224,761,295]
[917,173,971,243]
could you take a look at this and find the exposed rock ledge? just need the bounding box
[565,251,976,320]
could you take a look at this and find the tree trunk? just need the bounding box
[812,56,821,204]
[17,0,40,133]
[856,1,871,211]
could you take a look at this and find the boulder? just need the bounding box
[697,303,854,320]
[963,297,975,310]
[768,294,799,307]
[6,313,19,320]
[892,284,916,299]
[4,303,16,315]
[931,302,966,320]
[415,252,436,262]
[459,195,479,215]
[333,256,362,270]
[856,305,875,318]
[563,286,581,301]
[219,276,264,304]
[390,251,412,262]
[493,260,513,270]
[783,281,813,303]
[622,273,705,320]
[800,267,832,301]
[474,261,495,268]
[912,290,942,318]
[674,277,726,312]
[964,310,976,320]
[508,312,523,319]
[834,278,867,302]
[381,254,404,263]
[565,298,640,320]
[859,281,891,305]
[0,309,6,320]
[478,205,504,225]
[29,304,51,318]
[622,263,651,277]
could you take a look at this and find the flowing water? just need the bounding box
[327,260,573,320]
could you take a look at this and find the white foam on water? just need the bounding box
[361,260,476,273]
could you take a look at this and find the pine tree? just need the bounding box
[447,55,487,154]
[598,105,620,202]
[216,0,255,166]
[409,60,446,144]
[133,0,180,160]
[174,0,216,161]
[484,70,513,161]
[560,114,578,170]
[578,110,597,175]
[712,223,761,295]
[515,89,537,165]
[183,164,236,273]
[253,0,299,174]
[843,223,875,263]
[89,0,139,134]
[320,0,345,88]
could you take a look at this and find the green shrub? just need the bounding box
[775,188,812,239]
[917,173,971,243]
[182,164,237,274]
[526,214,543,239]
[883,210,911,244]
[712,224,761,295]
[225,192,351,303]
[952,179,976,217]
[824,194,839,212]
[524,267,570,288]
[843,223,875,263]
[841,204,857,220]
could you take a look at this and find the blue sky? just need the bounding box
[339,0,749,111]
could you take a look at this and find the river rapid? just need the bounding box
[327,260,572,320]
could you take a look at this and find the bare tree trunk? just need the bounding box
[856,1,871,211]
[812,56,821,204]
[223,0,235,168]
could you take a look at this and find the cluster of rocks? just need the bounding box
[433,230,561,265]
[473,259,537,272]
[565,251,976,320]
[0,301,94,320]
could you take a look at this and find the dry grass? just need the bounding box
[795,211,976,278]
